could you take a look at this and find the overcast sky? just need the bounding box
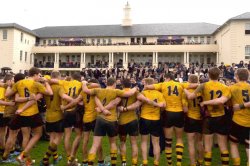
[0,0,249,30]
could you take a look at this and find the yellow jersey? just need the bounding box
[182,83,203,120]
[45,84,63,122]
[59,80,82,111]
[230,82,250,127]
[12,79,46,116]
[81,89,96,123]
[91,88,124,122]
[196,81,231,117]
[140,90,165,120]
[44,75,51,80]
[0,87,6,114]
[154,80,183,112]
[118,88,138,125]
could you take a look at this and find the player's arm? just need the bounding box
[94,96,121,116]
[182,92,188,113]
[0,82,5,87]
[36,79,53,96]
[184,83,204,100]
[5,81,16,97]
[200,87,231,106]
[61,95,82,111]
[61,94,74,103]
[42,81,53,95]
[136,93,164,107]
[0,99,15,106]
[15,93,43,103]
[82,81,95,95]
[118,100,142,112]
[95,97,121,113]
[186,83,199,89]
[48,78,59,84]
[15,93,43,114]
[119,88,137,97]
[88,83,100,88]
[233,101,250,111]
[144,84,155,90]
[200,96,230,106]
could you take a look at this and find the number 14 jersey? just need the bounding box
[154,80,183,112]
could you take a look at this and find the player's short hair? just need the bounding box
[208,67,221,80]
[71,72,81,81]
[165,73,174,80]
[28,67,41,77]
[51,71,61,79]
[236,68,249,81]
[107,77,116,86]
[144,78,154,85]
[14,73,25,83]
[3,73,13,83]
[89,78,99,84]
[123,78,131,88]
[188,74,198,83]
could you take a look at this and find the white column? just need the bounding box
[31,53,34,65]
[186,52,189,65]
[152,52,155,66]
[123,52,128,69]
[80,52,86,69]
[123,52,126,69]
[184,52,186,64]
[216,52,219,65]
[154,52,158,67]
[54,53,59,69]
[109,52,114,68]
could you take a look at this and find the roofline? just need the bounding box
[212,16,250,35]
[0,23,37,37]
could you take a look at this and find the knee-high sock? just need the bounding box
[232,157,240,166]
[42,143,57,164]
[176,143,184,166]
[88,153,96,166]
[221,151,229,166]
[204,152,212,166]
[110,149,117,166]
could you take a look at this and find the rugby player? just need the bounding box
[185,67,231,166]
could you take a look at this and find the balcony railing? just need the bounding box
[59,62,80,68]
[35,41,213,47]
[34,62,54,68]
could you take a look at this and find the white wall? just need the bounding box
[0,28,14,70]
[12,29,36,73]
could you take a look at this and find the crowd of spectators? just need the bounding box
[73,60,250,90]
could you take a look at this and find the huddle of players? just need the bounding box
[0,66,249,166]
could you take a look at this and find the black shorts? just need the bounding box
[118,120,139,136]
[9,114,43,130]
[46,120,64,133]
[83,120,96,132]
[230,121,250,142]
[0,114,10,127]
[63,111,82,129]
[184,117,202,133]
[139,118,161,137]
[163,111,184,128]
[202,115,229,135]
[94,117,118,137]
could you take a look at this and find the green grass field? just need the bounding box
[5,133,248,166]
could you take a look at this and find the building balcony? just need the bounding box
[34,62,54,68]
[32,44,219,54]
